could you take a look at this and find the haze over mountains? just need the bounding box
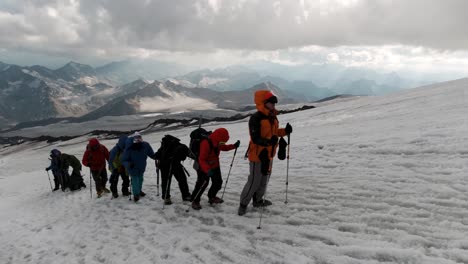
[0,59,450,129]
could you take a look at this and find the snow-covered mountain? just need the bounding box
[0,61,119,126]
[81,81,299,121]
[1,77,468,263]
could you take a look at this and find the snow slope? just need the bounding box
[1,78,468,263]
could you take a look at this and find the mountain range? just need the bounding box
[0,59,446,130]
[0,61,302,130]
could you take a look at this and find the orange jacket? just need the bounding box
[247,90,286,163]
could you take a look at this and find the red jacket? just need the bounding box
[198,128,236,174]
[82,138,110,171]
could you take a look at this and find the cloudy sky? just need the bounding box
[1,0,468,74]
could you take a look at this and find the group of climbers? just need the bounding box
[45,90,292,216]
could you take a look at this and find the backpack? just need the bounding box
[159,134,189,161]
[189,127,212,160]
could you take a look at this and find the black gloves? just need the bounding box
[233,140,240,148]
[285,123,293,135]
[278,137,287,160]
[45,167,50,171]
[269,135,278,146]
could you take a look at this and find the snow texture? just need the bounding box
[1,78,468,263]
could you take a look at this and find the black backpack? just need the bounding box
[158,135,189,161]
[189,128,212,160]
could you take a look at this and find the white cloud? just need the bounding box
[0,0,468,75]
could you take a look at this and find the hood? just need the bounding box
[209,128,229,146]
[117,136,128,150]
[50,149,61,158]
[254,90,278,116]
[89,138,100,147]
[125,137,134,149]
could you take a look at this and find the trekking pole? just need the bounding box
[285,134,291,204]
[162,162,173,209]
[258,159,274,230]
[46,171,53,191]
[89,168,93,199]
[156,167,160,197]
[221,147,237,200]
[129,175,133,201]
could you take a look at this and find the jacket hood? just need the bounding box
[50,149,61,157]
[117,136,128,150]
[89,138,100,147]
[210,128,229,145]
[254,90,278,116]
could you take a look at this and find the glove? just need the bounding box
[269,135,278,146]
[45,167,50,171]
[233,140,240,148]
[285,123,292,134]
[278,137,287,160]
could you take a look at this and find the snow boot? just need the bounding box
[191,202,202,210]
[183,196,192,202]
[139,191,146,197]
[112,192,119,199]
[103,187,111,194]
[253,199,272,208]
[134,195,140,202]
[238,204,247,216]
[53,185,60,191]
[164,198,172,205]
[209,196,224,205]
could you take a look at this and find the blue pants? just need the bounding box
[130,174,144,196]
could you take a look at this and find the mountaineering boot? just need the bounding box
[252,199,272,208]
[208,196,224,205]
[191,202,202,210]
[183,196,192,202]
[139,191,146,197]
[53,185,60,191]
[103,187,111,193]
[134,195,140,202]
[80,182,86,188]
[112,192,119,199]
[238,204,247,216]
[164,198,172,205]
[122,190,131,196]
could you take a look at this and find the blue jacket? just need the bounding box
[46,158,60,172]
[121,137,155,175]
[109,136,128,170]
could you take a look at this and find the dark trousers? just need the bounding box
[55,170,70,191]
[69,169,85,191]
[91,169,108,194]
[110,168,130,195]
[160,162,190,199]
[191,167,222,203]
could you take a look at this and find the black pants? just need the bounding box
[160,161,190,200]
[91,169,108,194]
[110,168,130,195]
[69,169,85,191]
[55,170,70,190]
[191,167,222,203]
